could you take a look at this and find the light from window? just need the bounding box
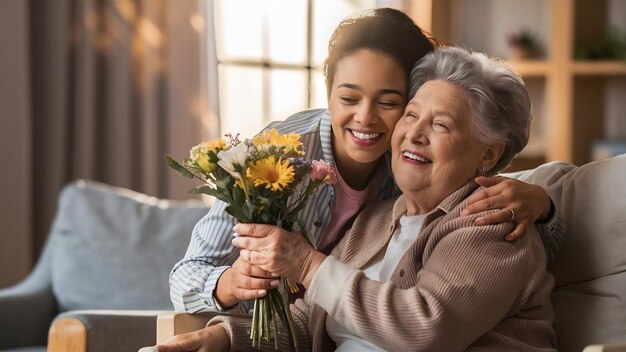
[213,0,378,139]
[217,65,264,138]
[269,69,308,122]
[312,1,376,67]
[266,0,308,65]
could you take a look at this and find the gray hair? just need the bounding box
[409,47,531,174]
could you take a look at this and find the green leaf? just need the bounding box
[232,186,247,208]
[243,201,255,221]
[214,177,233,190]
[189,185,216,196]
[164,155,194,178]
[225,205,249,223]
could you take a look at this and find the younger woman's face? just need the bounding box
[328,49,407,169]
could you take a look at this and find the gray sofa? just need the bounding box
[0,180,210,352]
[510,155,626,351]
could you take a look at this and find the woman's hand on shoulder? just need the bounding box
[461,176,552,241]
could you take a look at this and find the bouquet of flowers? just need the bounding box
[165,129,336,349]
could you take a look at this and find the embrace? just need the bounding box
[148,8,561,352]
[150,45,557,351]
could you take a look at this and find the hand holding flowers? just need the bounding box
[165,129,336,349]
[216,256,278,307]
[232,224,327,289]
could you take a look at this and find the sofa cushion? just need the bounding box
[508,155,626,351]
[1,347,47,352]
[49,180,210,312]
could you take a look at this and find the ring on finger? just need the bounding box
[505,208,515,222]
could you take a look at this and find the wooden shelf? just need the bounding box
[506,60,550,77]
[410,0,626,167]
[572,61,626,75]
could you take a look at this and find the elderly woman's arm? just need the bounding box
[232,220,553,351]
[307,223,553,351]
[152,298,313,352]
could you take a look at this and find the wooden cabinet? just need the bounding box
[408,0,626,168]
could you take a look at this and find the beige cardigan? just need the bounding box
[210,182,557,351]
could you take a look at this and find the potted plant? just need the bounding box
[507,28,542,60]
[575,26,626,61]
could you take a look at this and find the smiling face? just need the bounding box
[328,49,407,187]
[391,80,503,215]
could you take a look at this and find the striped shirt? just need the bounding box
[169,108,564,314]
[169,109,397,313]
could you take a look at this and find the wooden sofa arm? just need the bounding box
[156,311,220,344]
[584,343,626,352]
[48,310,162,352]
[48,317,87,352]
[156,311,253,344]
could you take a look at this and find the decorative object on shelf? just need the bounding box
[507,28,543,60]
[575,26,626,61]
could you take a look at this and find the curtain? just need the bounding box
[0,0,33,287]
[0,0,220,286]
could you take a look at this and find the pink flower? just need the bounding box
[310,160,337,185]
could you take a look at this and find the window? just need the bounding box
[212,0,381,138]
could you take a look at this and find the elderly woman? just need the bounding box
[152,47,557,352]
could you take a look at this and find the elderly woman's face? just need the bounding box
[391,80,489,213]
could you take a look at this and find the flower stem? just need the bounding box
[251,298,258,344]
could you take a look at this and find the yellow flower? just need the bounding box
[189,138,226,173]
[252,129,304,155]
[251,129,279,146]
[248,156,294,192]
[195,153,215,173]
[201,138,226,151]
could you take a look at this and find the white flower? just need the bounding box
[217,142,248,179]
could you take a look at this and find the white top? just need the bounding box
[326,214,425,351]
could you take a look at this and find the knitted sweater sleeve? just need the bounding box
[308,222,550,351]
